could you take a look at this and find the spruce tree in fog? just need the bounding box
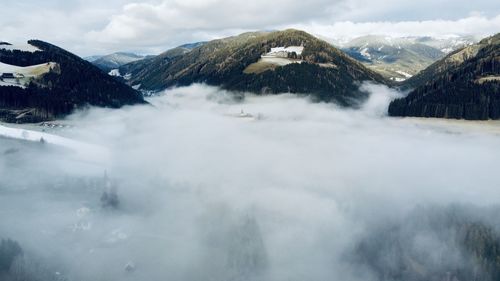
[100,172,119,209]
[0,239,22,272]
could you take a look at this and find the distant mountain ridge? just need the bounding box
[178,41,207,50]
[115,43,202,84]
[87,52,146,73]
[337,35,475,81]
[389,33,500,120]
[121,29,388,105]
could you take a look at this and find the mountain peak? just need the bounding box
[120,29,387,106]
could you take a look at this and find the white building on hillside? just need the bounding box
[262,45,304,58]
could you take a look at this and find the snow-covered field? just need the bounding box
[476,75,500,84]
[262,46,304,58]
[0,62,56,75]
[0,61,57,87]
[395,70,412,79]
[0,43,41,53]
[244,46,305,74]
[0,123,109,164]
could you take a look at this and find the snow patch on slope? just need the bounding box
[0,124,110,164]
[0,43,41,53]
[360,48,371,59]
[109,69,121,77]
[396,70,412,79]
[263,46,304,57]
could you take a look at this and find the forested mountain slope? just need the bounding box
[388,34,500,120]
[122,29,388,105]
[0,40,145,123]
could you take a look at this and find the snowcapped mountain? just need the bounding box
[178,41,207,50]
[414,35,477,54]
[84,55,103,62]
[389,33,500,120]
[334,35,476,81]
[116,42,207,82]
[90,43,207,75]
[87,52,145,73]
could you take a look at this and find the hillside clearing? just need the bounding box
[0,61,58,88]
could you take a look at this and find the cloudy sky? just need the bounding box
[1,0,499,56]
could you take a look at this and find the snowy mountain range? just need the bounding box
[85,52,146,73]
[389,33,500,120]
[334,35,476,81]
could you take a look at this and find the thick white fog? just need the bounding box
[1,83,500,281]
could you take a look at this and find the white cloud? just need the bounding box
[0,0,499,55]
[85,0,341,49]
[288,15,500,42]
[85,0,500,55]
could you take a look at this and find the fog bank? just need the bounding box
[1,83,500,281]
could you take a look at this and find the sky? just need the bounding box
[1,0,499,56]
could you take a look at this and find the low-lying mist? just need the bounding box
[1,83,500,281]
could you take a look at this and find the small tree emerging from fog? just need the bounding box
[100,172,119,209]
[0,239,23,272]
[101,189,119,209]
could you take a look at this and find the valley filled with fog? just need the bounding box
[2,84,500,281]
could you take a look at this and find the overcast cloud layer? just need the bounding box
[0,0,499,56]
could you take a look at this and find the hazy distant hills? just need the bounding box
[85,42,207,76]
[115,42,207,84]
[86,52,146,73]
[0,40,145,123]
[120,29,388,105]
[337,35,475,81]
[389,33,500,120]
